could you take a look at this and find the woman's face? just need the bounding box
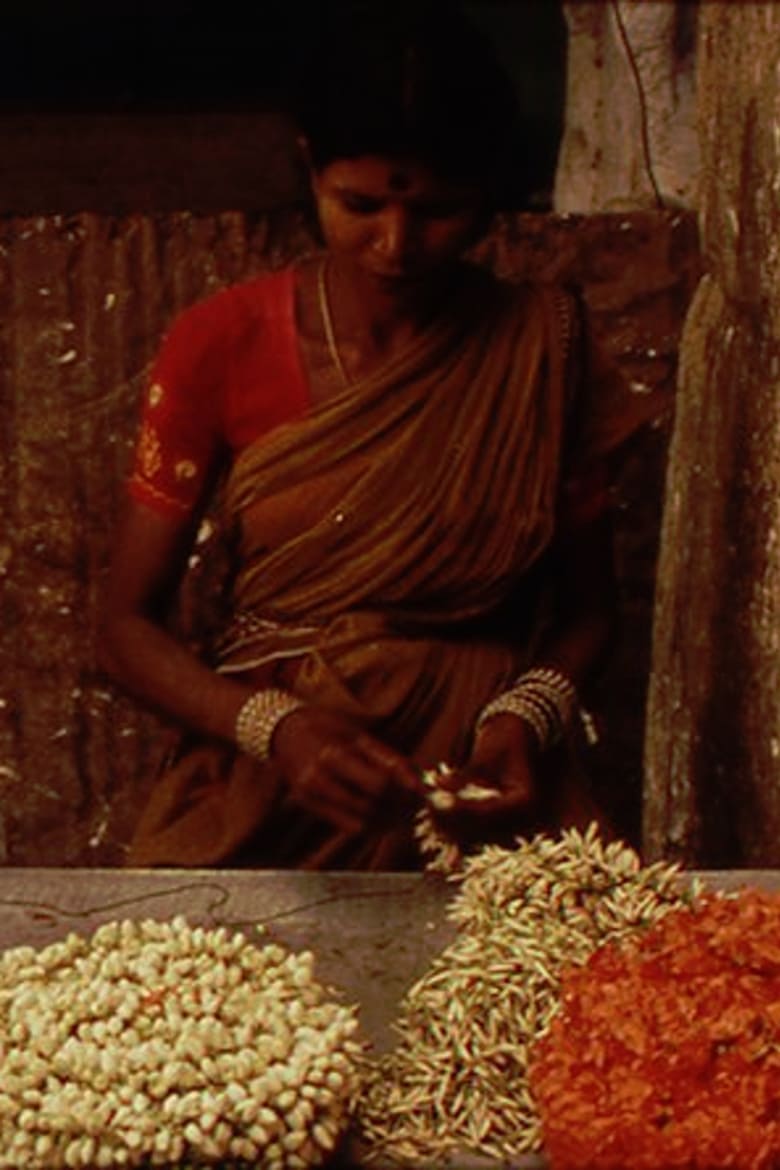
[311,155,486,295]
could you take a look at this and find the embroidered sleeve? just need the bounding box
[127,299,228,518]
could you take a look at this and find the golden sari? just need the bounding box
[127,267,626,869]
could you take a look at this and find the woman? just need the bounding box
[101,3,631,869]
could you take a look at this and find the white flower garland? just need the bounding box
[0,917,363,1169]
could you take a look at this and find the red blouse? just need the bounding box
[128,267,608,528]
[128,269,309,516]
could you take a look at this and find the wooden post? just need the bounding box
[644,4,780,865]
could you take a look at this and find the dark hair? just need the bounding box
[293,1,528,210]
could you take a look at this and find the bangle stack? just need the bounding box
[475,666,578,750]
[235,689,305,762]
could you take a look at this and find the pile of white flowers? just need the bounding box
[0,916,363,1169]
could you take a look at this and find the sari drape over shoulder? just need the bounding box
[127,268,607,870]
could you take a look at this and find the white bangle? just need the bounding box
[475,692,550,746]
[235,689,305,762]
[475,666,578,750]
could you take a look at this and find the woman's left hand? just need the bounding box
[432,713,540,843]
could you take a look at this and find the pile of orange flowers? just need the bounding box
[529,888,780,1170]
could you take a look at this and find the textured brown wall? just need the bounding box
[0,210,314,866]
[0,210,700,865]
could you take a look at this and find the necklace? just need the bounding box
[317,259,350,388]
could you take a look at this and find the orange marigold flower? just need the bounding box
[529,889,780,1170]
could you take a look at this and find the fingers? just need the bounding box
[291,777,365,835]
[318,739,390,801]
[428,757,535,820]
[294,745,381,830]
[353,734,424,797]
[432,780,536,851]
[288,727,420,833]
[456,769,534,816]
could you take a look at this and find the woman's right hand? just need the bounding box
[271,706,422,834]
